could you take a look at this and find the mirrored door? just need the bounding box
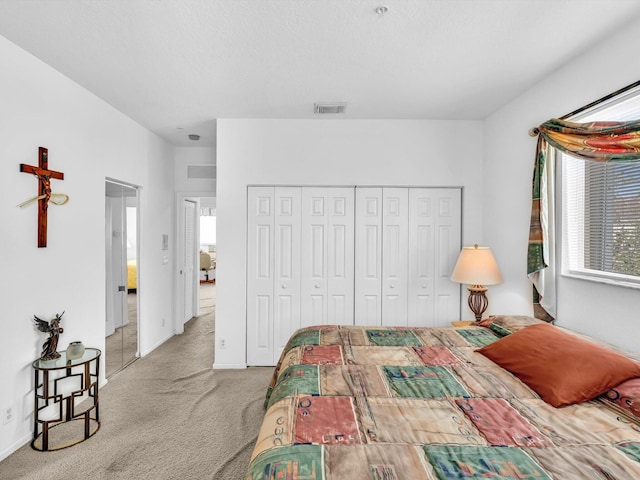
[105,180,139,377]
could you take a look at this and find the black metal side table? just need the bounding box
[31,348,101,451]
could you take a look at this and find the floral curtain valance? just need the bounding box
[527,118,640,318]
[530,118,640,161]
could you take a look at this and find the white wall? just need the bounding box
[484,17,640,353]
[0,35,175,458]
[174,146,216,194]
[215,119,484,368]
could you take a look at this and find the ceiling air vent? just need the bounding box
[187,165,216,179]
[314,103,347,114]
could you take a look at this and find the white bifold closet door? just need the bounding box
[300,188,355,328]
[247,186,353,365]
[407,188,461,326]
[247,187,301,366]
[354,188,384,325]
[381,188,409,325]
[248,186,461,365]
[354,187,461,327]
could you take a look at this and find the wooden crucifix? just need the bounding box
[19,147,66,248]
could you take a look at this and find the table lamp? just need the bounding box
[450,244,503,321]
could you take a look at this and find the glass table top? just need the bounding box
[32,348,101,370]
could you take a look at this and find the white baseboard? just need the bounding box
[0,431,32,462]
[139,331,175,357]
[212,362,247,369]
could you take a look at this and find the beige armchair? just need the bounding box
[199,251,215,282]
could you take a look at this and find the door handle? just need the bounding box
[389,284,395,289]
[315,284,320,288]
[281,284,287,289]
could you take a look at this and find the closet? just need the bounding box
[354,187,461,327]
[247,186,461,365]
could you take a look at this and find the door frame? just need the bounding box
[175,192,210,334]
[105,178,142,374]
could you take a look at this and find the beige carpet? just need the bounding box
[0,283,273,480]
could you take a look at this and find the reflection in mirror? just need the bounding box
[105,180,139,378]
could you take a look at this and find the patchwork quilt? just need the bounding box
[246,319,640,479]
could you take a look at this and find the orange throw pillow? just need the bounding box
[476,323,640,407]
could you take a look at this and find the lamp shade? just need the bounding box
[450,245,503,286]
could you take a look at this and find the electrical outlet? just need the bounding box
[3,407,14,425]
[219,338,226,349]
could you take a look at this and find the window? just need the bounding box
[562,88,640,287]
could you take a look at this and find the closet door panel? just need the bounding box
[382,188,409,326]
[247,187,275,366]
[408,189,436,326]
[301,187,355,326]
[301,189,328,327]
[327,188,355,325]
[433,191,462,324]
[311,225,325,278]
[355,188,382,325]
[406,188,462,326]
[310,295,325,325]
[254,296,271,350]
[274,187,301,357]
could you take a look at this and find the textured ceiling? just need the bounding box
[1,0,640,147]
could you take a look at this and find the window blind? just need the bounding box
[563,85,640,284]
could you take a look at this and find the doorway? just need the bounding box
[180,198,198,330]
[175,194,216,334]
[105,179,140,378]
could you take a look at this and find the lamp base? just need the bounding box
[467,285,488,322]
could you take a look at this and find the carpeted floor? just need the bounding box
[0,283,273,480]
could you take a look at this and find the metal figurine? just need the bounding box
[33,311,65,360]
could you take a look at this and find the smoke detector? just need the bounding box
[314,103,347,114]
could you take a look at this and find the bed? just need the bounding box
[126,258,137,291]
[246,316,640,479]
